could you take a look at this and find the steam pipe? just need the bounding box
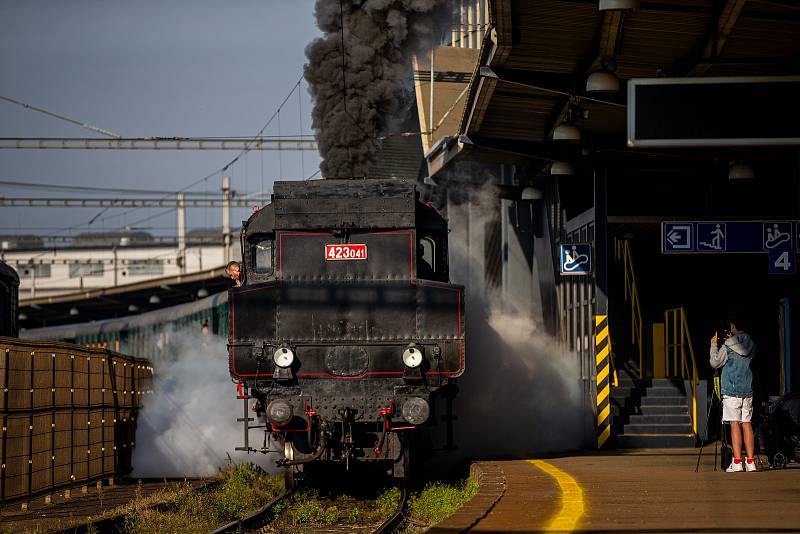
[275,433,327,467]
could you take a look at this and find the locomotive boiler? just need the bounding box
[227,179,464,481]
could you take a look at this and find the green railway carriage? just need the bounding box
[21,293,231,361]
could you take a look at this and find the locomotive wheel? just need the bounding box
[283,438,303,489]
[392,443,410,480]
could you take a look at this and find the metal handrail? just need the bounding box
[664,307,699,436]
[614,238,644,378]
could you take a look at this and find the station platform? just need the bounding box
[433,446,800,533]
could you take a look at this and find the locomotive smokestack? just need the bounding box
[304,0,447,179]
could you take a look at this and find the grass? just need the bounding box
[267,485,401,533]
[403,477,478,533]
[86,463,283,534]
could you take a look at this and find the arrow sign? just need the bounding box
[662,223,694,253]
[667,230,684,245]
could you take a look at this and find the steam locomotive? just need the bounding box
[227,179,464,482]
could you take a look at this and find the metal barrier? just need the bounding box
[614,238,644,378]
[0,337,152,505]
[664,308,699,435]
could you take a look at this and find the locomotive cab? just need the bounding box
[227,179,464,480]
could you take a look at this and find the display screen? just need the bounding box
[628,77,800,147]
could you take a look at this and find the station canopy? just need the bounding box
[19,266,232,328]
[432,0,800,172]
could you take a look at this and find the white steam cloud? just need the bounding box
[132,329,272,478]
[443,171,584,458]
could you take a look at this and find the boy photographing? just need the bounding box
[709,314,757,472]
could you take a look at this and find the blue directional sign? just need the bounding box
[662,223,693,253]
[697,222,727,252]
[560,243,592,276]
[768,250,796,275]
[663,221,799,254]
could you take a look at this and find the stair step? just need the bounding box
[640,396,688,406]
[617,433,696,448]
[616,378,638,388]
[649,378,685,387]
[643,386,685,397]
[615,378,687,390]
[628,414,691,425]
[611,387,635,399]
[624,423,694,434]
[639,405,689,415]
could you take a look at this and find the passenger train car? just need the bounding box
[229,179,465,479]
[0,260,20,338]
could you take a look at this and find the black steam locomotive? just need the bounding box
[227,179,464,481]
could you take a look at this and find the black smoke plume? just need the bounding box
[305,0,446,179]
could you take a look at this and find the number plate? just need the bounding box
[325,244,367,261]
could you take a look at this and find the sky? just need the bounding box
[0,0,322,238]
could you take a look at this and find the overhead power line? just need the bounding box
[0,95,122,138]
[0,197,270,208]
[0,137,317,151]
[0,179,249,196]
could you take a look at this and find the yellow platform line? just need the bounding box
[529,459,585,533]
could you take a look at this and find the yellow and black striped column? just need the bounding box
[595,315,611,448]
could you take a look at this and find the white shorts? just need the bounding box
[722,395,753,423]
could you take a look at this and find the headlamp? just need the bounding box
[273,346,295,368]
[402,346,423,368]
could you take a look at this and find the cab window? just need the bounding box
[418,236,435,278]
[253,239,273,275]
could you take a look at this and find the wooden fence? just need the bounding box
[0,337,152,504]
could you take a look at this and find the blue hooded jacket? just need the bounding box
[709,332,755,397]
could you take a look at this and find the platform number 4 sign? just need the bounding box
[768,250,796,275]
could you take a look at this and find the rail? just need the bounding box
[614,238,644,378]
[374,485,408,534]
[208,489,290,534]
[664,307,699,436]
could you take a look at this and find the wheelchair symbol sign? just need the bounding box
[560,243,592,275]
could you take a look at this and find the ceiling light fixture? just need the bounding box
[553,123,582,142]
[197,288,209,298]
[69,307,80,316]
[149,294,161,304]
[520,186,544,200]
[729,162,755,180]
[550,161,575,176]
[586,70,620,93]
[599,0,640,10]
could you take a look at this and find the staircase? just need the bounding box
[612,370,696,448]
[610,239,699,448]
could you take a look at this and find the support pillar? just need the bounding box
[222,176,231,265]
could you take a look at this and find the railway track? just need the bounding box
[0,477,213,533]
[209,490,290,534]
[373,485,407,534]
[2,468,411,534]
[212,483,408,534]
